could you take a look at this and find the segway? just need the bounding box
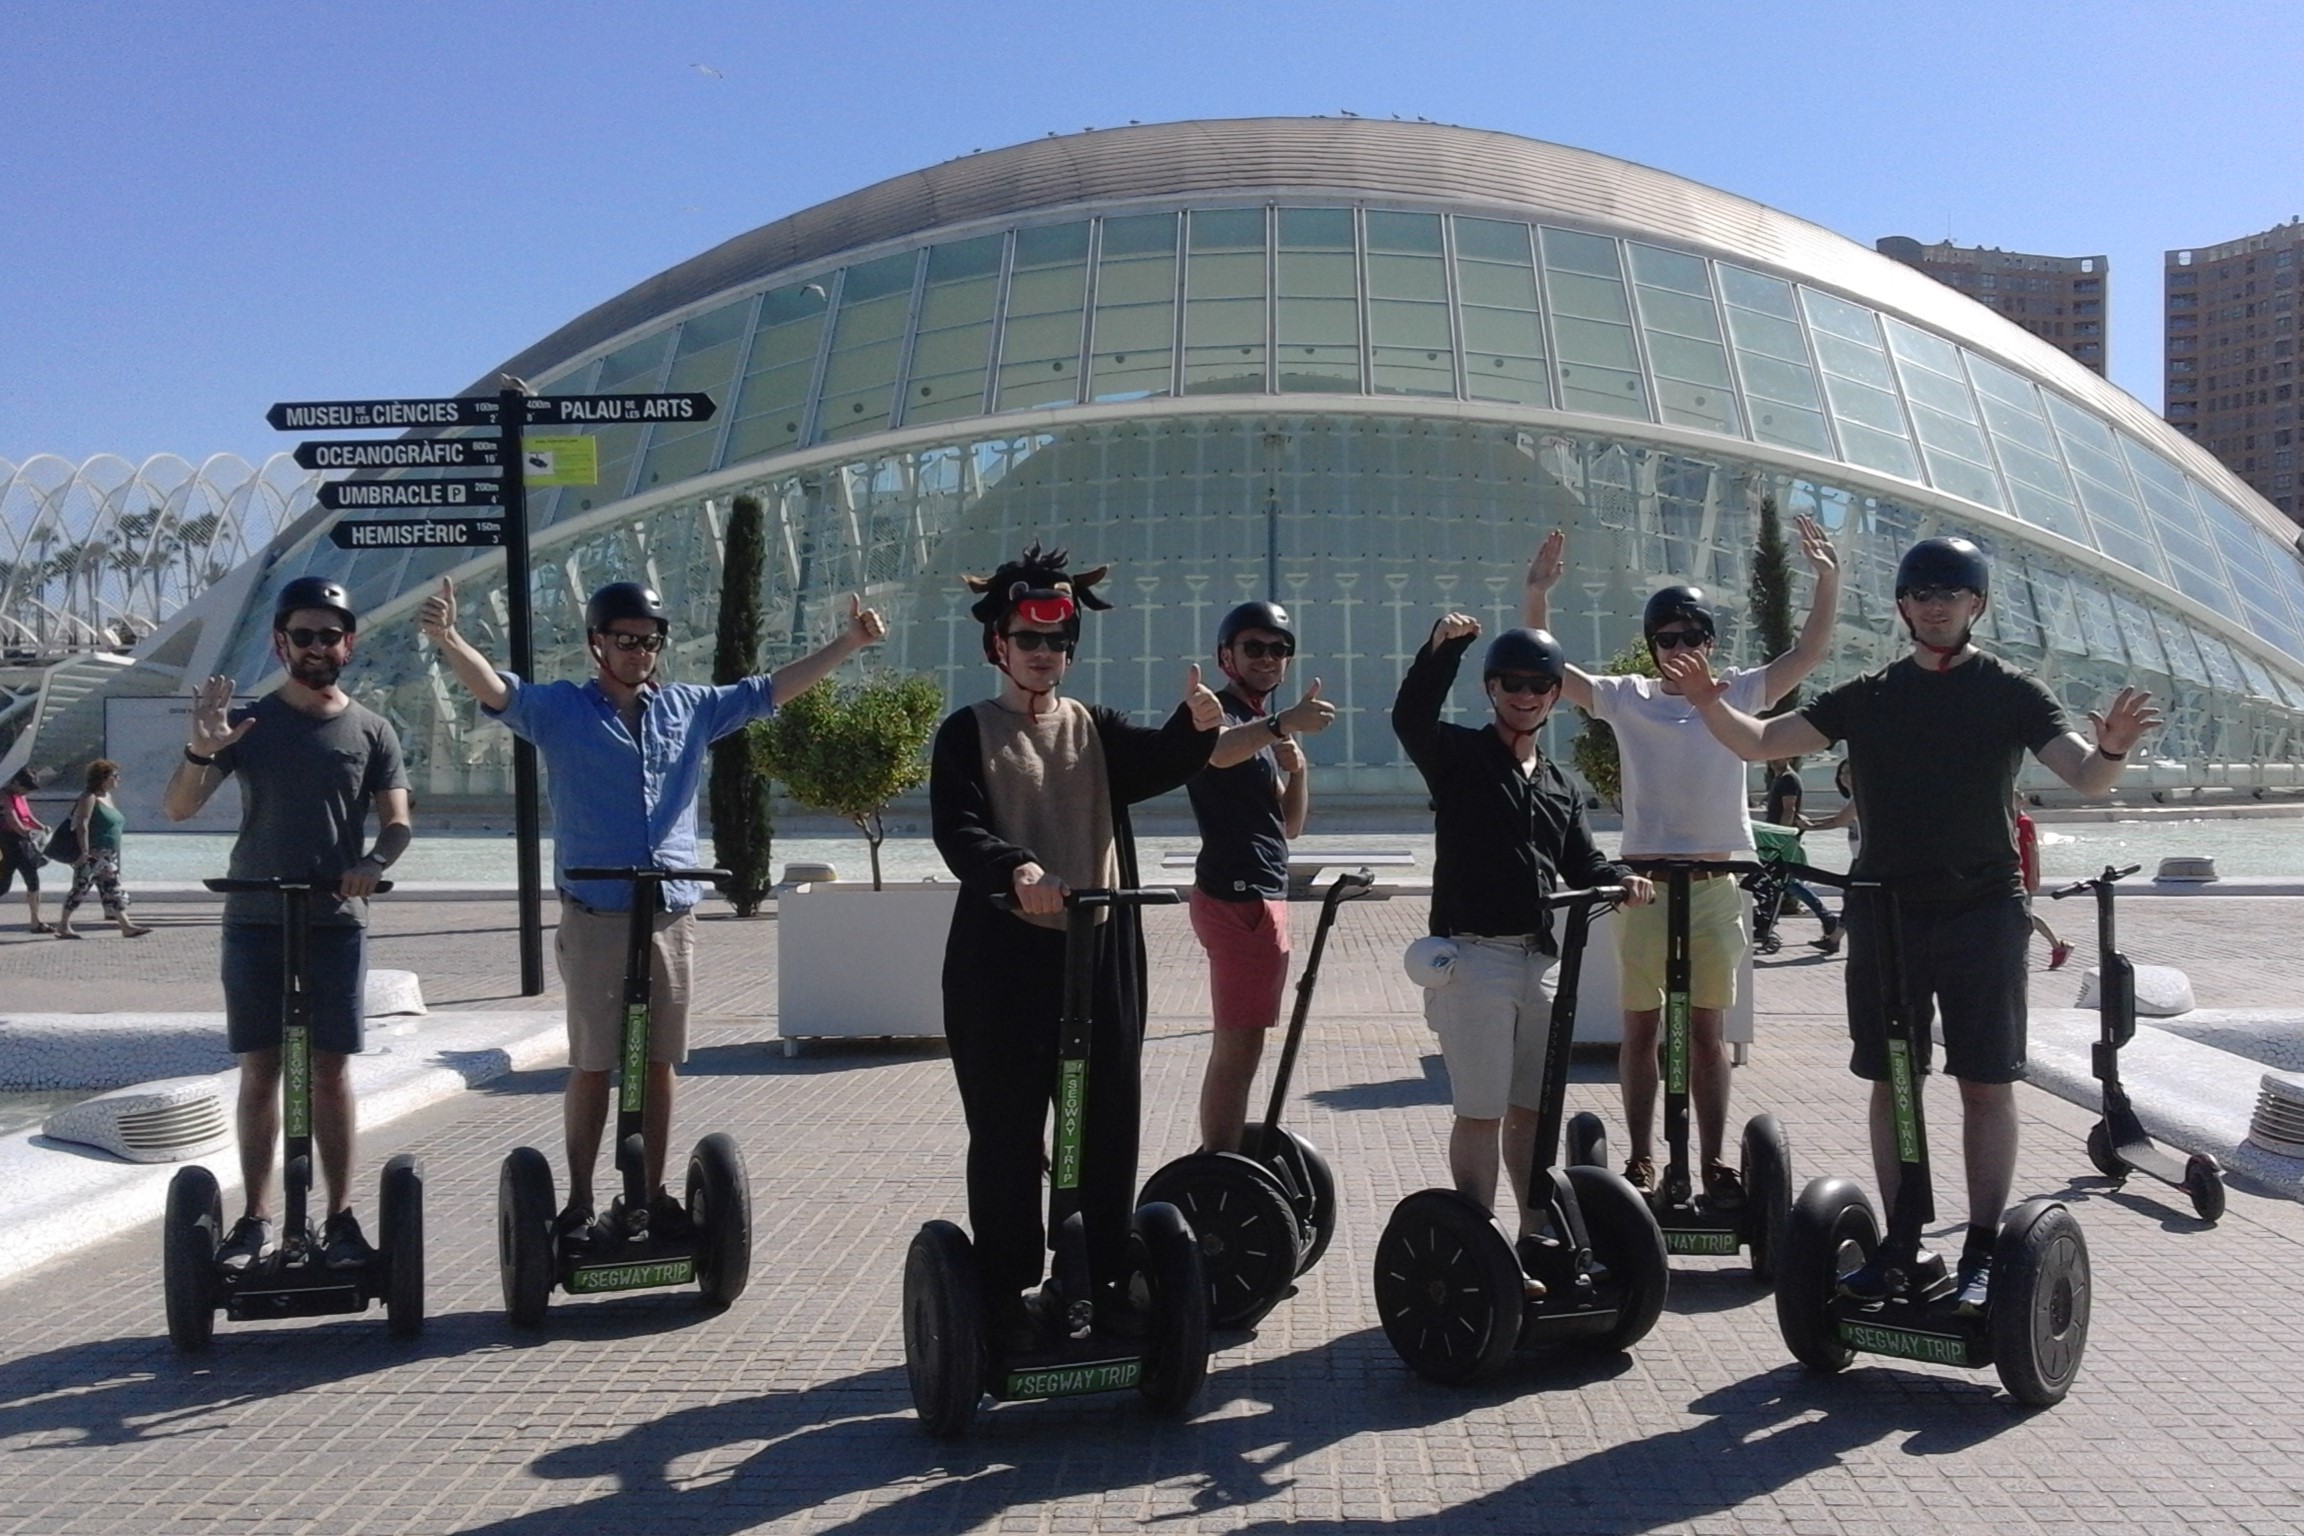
[163,878,422,1351]
[2050,863,2225,1222]
[1140,868,1375,1328]
[1565,860,1793,1282]
[496,867,751,1325]
[1774,868,2091,1407]
[1373,885,1669,1385]
[904,887,1212,1439]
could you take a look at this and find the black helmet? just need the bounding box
[1482,627,1567,684]
[274,576,356,631]
[1642,584,1714,642]
[585,581,669,633]
[1218,600,1294,650]
[1895,536,1990,600]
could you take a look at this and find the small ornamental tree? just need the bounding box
[1749,494,1800,716]
[709,493,774,914]
[1568,641,1660,811]
[749,672,943,890]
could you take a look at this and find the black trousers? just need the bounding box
[943,916,1142,1301]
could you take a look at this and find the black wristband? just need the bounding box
[1267,715,1290,740]
[183,746,217,767]
[2097,744,2127,761]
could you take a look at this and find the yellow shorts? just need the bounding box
[1617,873,1748,1012]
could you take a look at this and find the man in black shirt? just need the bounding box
[1666,537,2158,1313]
[1185,601,1337,1152]
[1393,615,1649,1250]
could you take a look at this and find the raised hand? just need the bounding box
[417,578,458,643]
[188,675,255,757]
[1431,613,1481,647]
[1278,677,1335,736]
[1525,528,1567,594]
[1658,649,1726,707]
[1184,663,1223,731]
[2089,687,2162,757]
[1795,513,1838,577]
[844,593,888,648]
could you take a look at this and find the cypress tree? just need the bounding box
[1749,494,1799,715]
[709,493,774,914]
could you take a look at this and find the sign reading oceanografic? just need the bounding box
[293,437,503,471]
[317,476,504,511]
[267,397,501,431]
[523,392,718,426]
[328,517,507,550]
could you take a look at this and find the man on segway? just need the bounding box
[162,576,414,1272]
[1391,616,1650,1263]
[929,544,1222,1349]
[1523,517,1840,1205]
[1184,599,1336,1153]
[420,577,885,1246]
[1667,535,2160,1313]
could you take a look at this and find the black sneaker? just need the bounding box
[554,1202,597,1253]
[1835,1252,1897,1301]
[1622,1156,1657,1194]
[217,1215,272,1271]
[320,1211,377,1272]
[1702,1162,1748,1212]
[1953,1256,1991,1316]
[646,1191,693,1242]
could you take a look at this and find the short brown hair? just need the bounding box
[84,759,119,792]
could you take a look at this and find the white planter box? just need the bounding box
[775,883,957,1052]
[1570,905,1757,1059]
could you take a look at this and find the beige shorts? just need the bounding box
[1617,872,1748,1012]
[555,898,696,1071]
[1422,936,1559,1120]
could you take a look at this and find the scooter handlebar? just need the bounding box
[565,867,731,885]
[1546,884,1627,909]
[203,877,394,894]
[2048,862,2144,901]
[991,886,1182,912]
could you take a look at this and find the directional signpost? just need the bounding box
[270,384,717,995]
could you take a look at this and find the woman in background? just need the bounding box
[0,767,52,933]
[56,760,152,940]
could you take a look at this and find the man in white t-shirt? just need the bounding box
[1524,516,1840,1204]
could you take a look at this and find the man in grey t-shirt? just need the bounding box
[163,576,413,1274]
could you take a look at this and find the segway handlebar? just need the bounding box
[2048,863,2144,901]
[991,887,1182,912]
[1546,884,1628,908]
[565,866,731,885]
[204,877,394,894]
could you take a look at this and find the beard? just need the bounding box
[289,652,343,689]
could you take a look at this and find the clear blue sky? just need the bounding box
[6,1,2298,468]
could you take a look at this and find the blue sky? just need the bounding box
[6,1,2299,467]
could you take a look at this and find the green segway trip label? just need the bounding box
[1054,1058,1087,1190]
[1666,996,1690,1095]
[284,1029,311,1139]
[1005,1356,1142,1398]
[568,1257,696,1293]
[1887,1039,1920,1163]
[620,1006,648,1113]
[1838,1319,1970,1366]
[1665,1230,1742,1256]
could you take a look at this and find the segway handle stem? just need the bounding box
[2048,863,2143,901]
[203,877,393,894]
[990,887,1182,912]
[565,866,730,885]
[1546,884,1627,908]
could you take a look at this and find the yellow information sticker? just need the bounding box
[522,435,599,486]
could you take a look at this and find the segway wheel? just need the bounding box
[1372,1190,1522,1385]
[2184,1155,2226,1224]
[1241,1125,1339,1275]
[1775,1177,1877,1375]
[1565,1164,1668,1352]
[903,1221,985,1440]
[1740,1114,1794,1287]
[1991,1200,2090,1408]
[1565,1111,1608,1169]
[2085,1122,2130,1179]
[1133,1201,1211,1417]
[378,1153,425,1338]
[688,1132,752,1308]
[1140,1152,1301,1329]
[496,1147,556,1326]
[163,1165,221,1353]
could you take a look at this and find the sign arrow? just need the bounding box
[268,397,501,431]
[524,392,717,426]
[294,437,503,471]
[318,476,504,511]
[329,518,507,550]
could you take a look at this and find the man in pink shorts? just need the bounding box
[1185,601,1337,1151]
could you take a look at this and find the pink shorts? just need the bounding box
[1189,888,1292,1033]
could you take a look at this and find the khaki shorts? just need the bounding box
[1618,872,1749,1012]
[1422,936,1558,1120]
[556,898,696,1072]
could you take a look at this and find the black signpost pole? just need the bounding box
[500,384,544,995]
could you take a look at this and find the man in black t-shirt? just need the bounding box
[1185,601,1336,1152]
[1666,537,2158,1315]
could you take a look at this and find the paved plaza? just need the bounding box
[2,890,2302,1535]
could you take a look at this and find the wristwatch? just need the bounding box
[182,746,217,766]
[1266,715,1290,740]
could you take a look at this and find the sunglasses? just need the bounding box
[599,631,666,653]
[1490,672,1560,697]
[284,627,349,650]
[1003,630,1076,655]
[1901,586,1978,606]
[1233,639,1294,660]
[1650,629,1712,650]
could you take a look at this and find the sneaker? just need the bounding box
[646,1191,693,1242]
[1809,926,1843,955]
[599,1195,643,1245]
[1702,1162,1748,1212]
[1953,1256,1991,1316]
[217,1215,272,1271]
[1835,1252,1897,1302]
[554,1201,597,1253]
[1621,1156,1657,1194]
[2048,941,2073,972]
[320,1211,376,1272]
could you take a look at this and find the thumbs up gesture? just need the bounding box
[843,593,888,649]
[417,578,458,643]
[1277,677,1335,737]
[1183,663,1223,731]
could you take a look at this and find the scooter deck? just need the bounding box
[224,1256,374,1321]
[1513,1234,1628,1344]
[1828,1291,1990,1369]
[2105,1132,2191,1188]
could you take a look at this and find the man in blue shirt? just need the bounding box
[422,577,885,1243]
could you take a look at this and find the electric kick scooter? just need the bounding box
[2050,863,2226,1222]
[497,867,751,1324]
[1565,860,1793,1282]
[905,887,1212,1439]
[1775,868,2091,1406]
[164,878,422,1350]
[1373,885,1669,1385]
[1141,868,1375,1328]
